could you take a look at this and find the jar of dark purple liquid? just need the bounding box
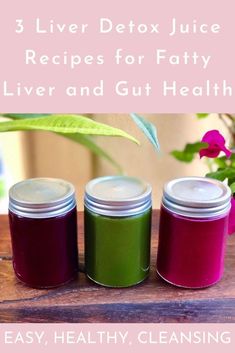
[8,178,78,288]
[157,177,231,288]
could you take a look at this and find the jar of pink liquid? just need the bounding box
[157,177,231,288]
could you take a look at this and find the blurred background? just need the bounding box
[0,114,227,212]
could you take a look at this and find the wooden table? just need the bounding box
[0,210,235,323]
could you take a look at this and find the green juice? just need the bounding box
[85,207,152,287]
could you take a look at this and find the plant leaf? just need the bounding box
[0,114,139,144]
[171,150,195,163]
[2,114,123,172]
[230,182,235,194]
[130,113,160,151]
[197,113,210,119]
[206,168,235,181]
[171,142,207,163]
[213,156,228,169]
[2,114,50,119]
[228,177,235,187]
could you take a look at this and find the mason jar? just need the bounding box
[84,176,152,287]
[9,178,78,288]
[157,177,231,288]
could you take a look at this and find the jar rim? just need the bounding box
[9,178,76,219]
[85,176,152,217]
[162,176,231,218]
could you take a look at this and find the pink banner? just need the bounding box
[0,0,234,112]
[0,324,235,353]
[1,1,235,350]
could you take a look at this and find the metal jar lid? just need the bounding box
[162,177,231,218]
[9,178,76,219]
[84,176,152,217]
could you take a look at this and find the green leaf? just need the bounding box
[230,182,235,194]
[213,156,228,169]
[197,113,210,119]
[228,176,235,187]
[2,114,50,119]
[206,168,235,181]
[0,179,6,198]
[59,133,123,173]
[184,142,207,153]
[130,113,160,151]
[2,114,124,172]
[230,153,235,161]
[171,150,195,163]
[0,114,139,144]
[171,142,207,163]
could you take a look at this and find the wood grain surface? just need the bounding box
[0,211,235,323]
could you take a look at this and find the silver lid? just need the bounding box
[162,177,231,218]
[84,176,152,217]
[9,178,76,219]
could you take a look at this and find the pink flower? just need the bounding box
[228,197,235,235]
[199,130,232,159]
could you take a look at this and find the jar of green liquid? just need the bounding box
[84,176,152,287]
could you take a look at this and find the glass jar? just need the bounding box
[84,176,152,287]
[157,177,231,288]
[8,178,78,288]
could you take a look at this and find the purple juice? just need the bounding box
[157,177,231,288]
[8,178,78,288]
[9,207,78,288]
